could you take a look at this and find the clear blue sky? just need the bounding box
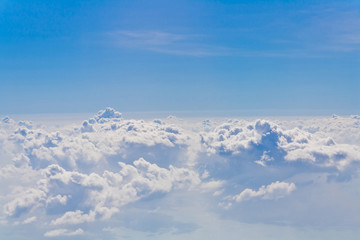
[0,0,359,115]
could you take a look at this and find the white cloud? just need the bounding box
[23,216,36,224]
[50,210,95,225]
[1,108,360,238]
[3,188,46,217]
[44,228,84,237]
[255,151,274,167]
[200,118,360,173]
[94,107,122,122]
[107,30,226,56]
[1,116,14,124]
[2,107,195,172]
[111,30,187,46]
[46,194,68,206]
[233,181,296,203]
[200,180,225,192]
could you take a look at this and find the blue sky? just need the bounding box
[0,0,359,115]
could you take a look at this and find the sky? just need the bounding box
[0,1,360,239]
[0,0,359,115]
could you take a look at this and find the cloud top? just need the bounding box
[0,108,359,238]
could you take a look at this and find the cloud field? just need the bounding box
[1,108,360,239]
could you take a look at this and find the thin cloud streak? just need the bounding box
[107,26,359,58]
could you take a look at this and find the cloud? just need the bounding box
[111,30,187,46]
[50,210,96,226]
[200,118,360,175]
[3,156,203,226]
[23,216,36,224]
[303,6,360,52]
[41,157,200,226]
[233,181,296,203]
[1,108,360,238]
[104,3,360,58]
[3,188,46,217]
[46,194,68,206]
[3,107,195,171]
[1,116,14,124]
[94,107,122,122]
[44,228,83,237]
[107,30,227,57]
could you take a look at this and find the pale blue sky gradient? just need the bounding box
[0,0,359,114]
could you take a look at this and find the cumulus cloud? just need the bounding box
[1,116,14,124]
[233,181,296,203]
[94,107,122,122]
[3,188,46,217]
[200,119,360,174]
[2,157,202,227]
[0,108,360,238]
[1,107,196,172]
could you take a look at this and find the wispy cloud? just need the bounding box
[106,30,311,58]
[296,7,360,53]
[107,30,222,56]
[44,228,84,237]
[110,30,187,46]
[107,27,359,58]
[105,4,360,58]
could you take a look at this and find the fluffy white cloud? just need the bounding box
[3,188,46,217]
[2,157,203,226]
[200,119,360,173]
[0,108,360,238]
[2,108,194,172]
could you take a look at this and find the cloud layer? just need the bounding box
[1,108,359,239]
